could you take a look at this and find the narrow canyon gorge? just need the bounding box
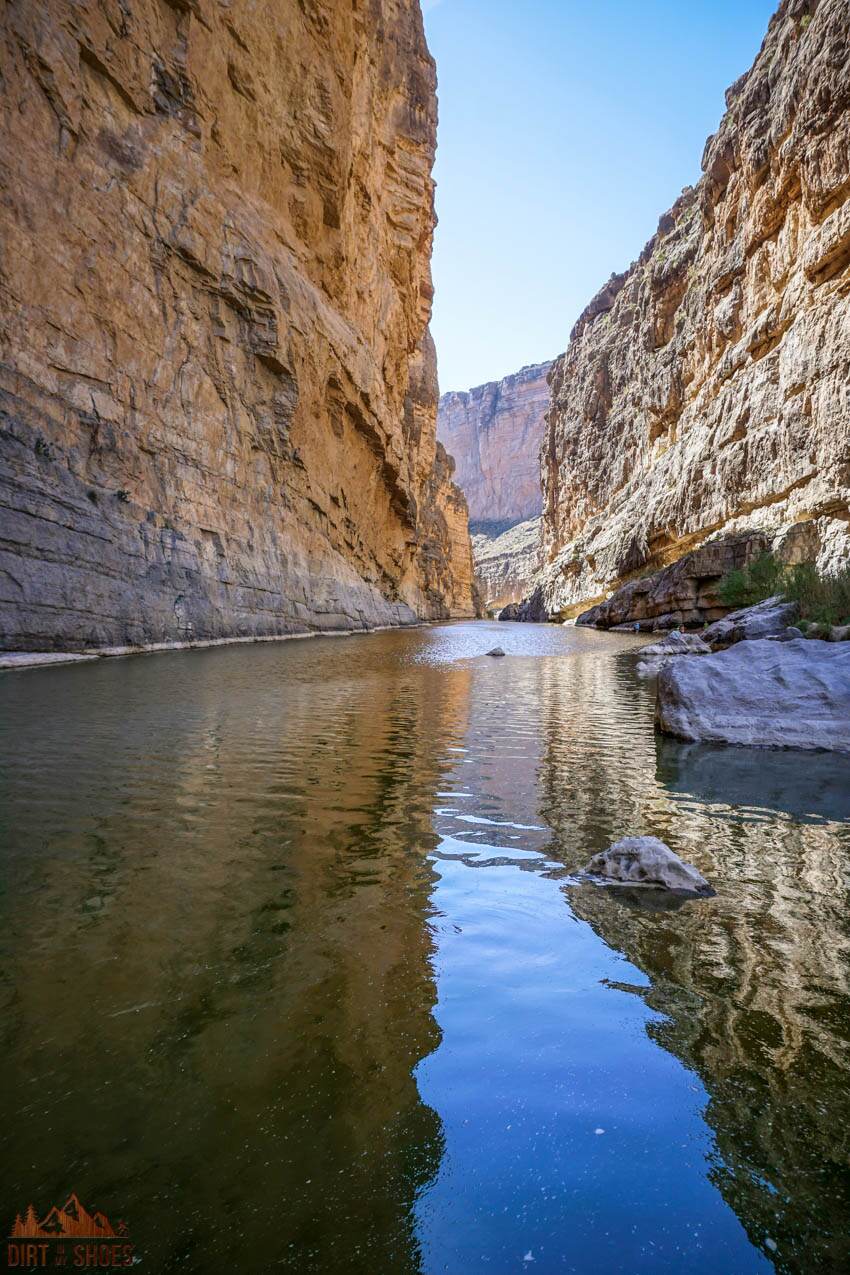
[529,0,850,626]
[0,0,475,653]
[437,361,551,610]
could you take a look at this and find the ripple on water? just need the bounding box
[1,621,848,1274]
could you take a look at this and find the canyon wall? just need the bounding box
[539,0,850,620]
[437,360,550,608]
[438,361,551,535]
[471,516,541,614]
[0,0,476,653]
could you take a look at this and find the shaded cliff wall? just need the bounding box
[437,361,551,534]
[471,516,541,613]
[539,0,850,619]
[0,0,476,652]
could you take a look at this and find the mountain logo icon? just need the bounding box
[9,1192,128,1241]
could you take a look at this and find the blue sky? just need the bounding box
[423,0,777,393]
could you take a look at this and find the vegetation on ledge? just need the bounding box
[719,552,850,627]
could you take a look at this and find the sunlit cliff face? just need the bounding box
[0,0,475,652]
[539,0,850,618]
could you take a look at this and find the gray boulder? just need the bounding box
[485,646,506,657]
[636,630,711,678]
[702,596,799,648]
[640,631,711,658]
[829,625,850,642]
[584,836,712,896]
[656,638,850,752]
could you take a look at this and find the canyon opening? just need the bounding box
[1,2,849,1273]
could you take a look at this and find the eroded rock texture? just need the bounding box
[471,516,541,613]
[0,0,476,652]
[438,361,551,535]
[539,0,850,620]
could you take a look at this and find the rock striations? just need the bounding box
[538,0,850,621]
[0,0,476,653]
[438,361,551,535]
[438,361,550,609]
[471,516,542,614]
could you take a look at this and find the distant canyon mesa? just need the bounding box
[0,0,475,652]
[437,361,550,610]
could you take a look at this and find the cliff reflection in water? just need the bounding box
[3,625,850,1275]
[0,638,474,1272]
[534,653,850,1274]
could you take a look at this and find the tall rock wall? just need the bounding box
[0,0,476,652]
[438,361,551,534]
[539,0,850,619]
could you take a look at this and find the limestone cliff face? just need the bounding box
[539,0,850,620]
[0,0,475,652]
[438,361,551,534]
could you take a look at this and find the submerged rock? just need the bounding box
[485,646,506,657]
[584,836,712,896]
[656,638,850,752]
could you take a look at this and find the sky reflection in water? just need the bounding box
[1,622,848,1273]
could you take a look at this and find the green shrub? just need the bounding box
[718,551,850,627]
[784,561,850,628]
[718,551,783,608]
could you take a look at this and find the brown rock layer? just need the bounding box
[538,0,850,621]
[0,0,475,652]
[437,361,551,534]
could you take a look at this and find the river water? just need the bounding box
[2,621,849,1273]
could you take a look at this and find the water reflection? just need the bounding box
[1,624,849,1274]
[1,637,474,1271]
[531,646,850,1272]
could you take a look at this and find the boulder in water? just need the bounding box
[656,638,850,752]
[485,646,506,657]
[584,836,712,895]
[640,631,711,658]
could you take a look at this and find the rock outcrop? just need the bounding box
[576,532,769,631]
[701,596,800,646]
[0,0,476,653]
[584,837,713,896]
[538,0,850,621]
[656,638,850,752]
[635,631,712,679]
[437,361,551,535]
[472,515,541,613]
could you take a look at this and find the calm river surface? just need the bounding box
[2,621,850,1273]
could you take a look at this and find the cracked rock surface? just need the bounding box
[656,638,850,752]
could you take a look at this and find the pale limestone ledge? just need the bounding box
[0,623,427,672]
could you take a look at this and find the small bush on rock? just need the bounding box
[718,552,850,627]
[784,562,850,628]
